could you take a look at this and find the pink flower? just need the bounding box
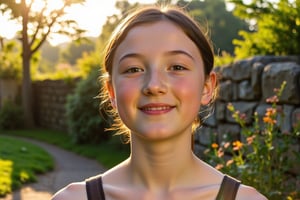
[226,159,234,166]
[246,135,256,145]
[266,95,279,103]
[215,164,224,170]
[224,142,231,149]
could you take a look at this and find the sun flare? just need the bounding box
[30,0,64,12]
[15,0,64,11]
[0,0,156,45]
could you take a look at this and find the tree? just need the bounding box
[177,0,248,54]
[60,38,95,65]
[78,0,139,75]
[230,0,300,58]
[0,39,22,80]
[39,41,60,73]
[97,0,139,53]
[0,0,85,127]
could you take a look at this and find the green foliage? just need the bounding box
[33,64,81,81]
[203,82,300,199]
[0,159,12,197]
[0,101,23,130]
[76,51,102,76]
[1,0,87,126]
[38,41,60,74]
[97,1,139,54]
[177,0,248,54]
[97,0,246,64]
[41,41,60,64]
[60,39,95,65]
[66,68,110,144]
[0,136,54,197]
[231,0,300,58]
[214,51,235,66]
[0,40,22,80]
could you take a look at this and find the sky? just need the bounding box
[0,0,157,46]
[0,0,239,46]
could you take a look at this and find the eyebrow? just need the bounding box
[118,50,195,64]
[118,53,144,64]
[165,50,195,61]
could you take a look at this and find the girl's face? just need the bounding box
[108,20,215,141]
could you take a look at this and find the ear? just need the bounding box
[106,81,116,108]
[201,71,217,105]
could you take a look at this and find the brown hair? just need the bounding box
[99,5,216,139]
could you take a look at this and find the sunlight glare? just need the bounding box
[2,0,157,45]
[0,12,20,39]
[15,0,64,11]
[30,0,64,12]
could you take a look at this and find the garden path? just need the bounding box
[0,137,106,200]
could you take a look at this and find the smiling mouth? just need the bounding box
[139,104,175,115]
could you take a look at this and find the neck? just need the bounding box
[128,132,198,191]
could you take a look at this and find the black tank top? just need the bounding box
[86,174,240,200]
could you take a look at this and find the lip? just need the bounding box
[138,103,175,115]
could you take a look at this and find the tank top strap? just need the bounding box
[85,174,240,200]
[85,175,106,200]
[215,175,241,200]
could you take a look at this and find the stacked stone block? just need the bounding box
[194,55,300,159]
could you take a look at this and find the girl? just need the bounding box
[52,4,266,200]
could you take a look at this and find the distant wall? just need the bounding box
[0,79,20,108]
[33,79,80,131]
[194,55,300,162]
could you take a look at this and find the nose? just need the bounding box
[142,68,167,96]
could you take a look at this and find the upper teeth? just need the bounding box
[143,106,170,111]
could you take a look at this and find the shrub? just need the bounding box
[0,159,12,197]
[214,51,235,67]
[0,101,23,130]
[0,41,22,80]
[65,68,110,144]
[203,82,300,199]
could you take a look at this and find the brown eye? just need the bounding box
[124,67,144,74]
[171,65,187,71]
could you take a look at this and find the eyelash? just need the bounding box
[122,64,188,74]
[124,67,144,74]
[170,64,187,71]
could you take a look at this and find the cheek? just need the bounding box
[173,77,204,105]
[114,80,139,110]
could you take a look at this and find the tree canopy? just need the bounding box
[0,40,22,79]
[231,0,300,58]
[60,39,95,65]
[79,1,139,75]
[0,0,86,127]
[96,0,246,57]
[177,0,248,54]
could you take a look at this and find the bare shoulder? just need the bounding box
[236,184,267,200]
[51,182,87,200]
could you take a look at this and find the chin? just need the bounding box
[132,127,181,141]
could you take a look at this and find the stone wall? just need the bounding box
[194,55,300,157]
[31,56,300,149]
[33,79,80,131]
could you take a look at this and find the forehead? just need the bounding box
[113,20,202,62]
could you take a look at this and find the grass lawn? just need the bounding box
[1,129,130,169]
[0,135,54,197]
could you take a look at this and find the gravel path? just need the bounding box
[0,136,106,200]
